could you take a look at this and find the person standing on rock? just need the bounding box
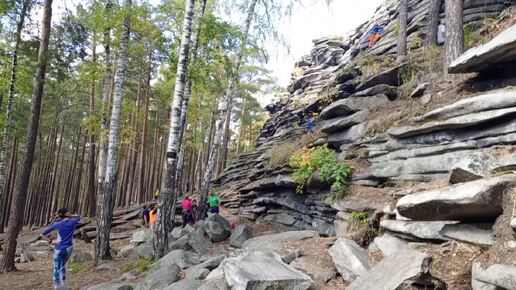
[141,205,150,228]
[149,205,158,230]
[207,193,221,215]
[39,208,80,289]
[181,196,194,228]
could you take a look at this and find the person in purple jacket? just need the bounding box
[40,208,80,289]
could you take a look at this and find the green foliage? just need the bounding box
[464,24,482,49]
[122,257,153,274]
[69,261,87,273]
[351,211,370,224]
[288,144,352,199]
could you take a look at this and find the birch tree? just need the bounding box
[397,0,408,60]
[96,0,131,260]
[0,0,30,233]
[153,0,196,258]
[0,0,53,272]
[445,0,463,70]
[198,0,259,219]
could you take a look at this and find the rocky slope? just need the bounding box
[211,1,516,289]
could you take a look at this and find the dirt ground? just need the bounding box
[0,239,138,290]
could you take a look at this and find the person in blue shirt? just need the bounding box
[40,208,80,289]
[369,22,384,47]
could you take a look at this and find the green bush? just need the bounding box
[288,145,352,199]
[351,211,370,224]
[122,257,153,274]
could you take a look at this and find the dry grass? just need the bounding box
[266,130,324,169]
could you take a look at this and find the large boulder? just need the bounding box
[380,220,453,241]
[355,63,406,91]
[472,262,516,289]
[164,279,202,290]
[328,238,374,282]
[440,223,493,247]
[188,226,212,254]
[351,84,397,98]
[242,231,319,252]
[320,95,389,120]
[320,111,366,134]
[120,244,137,258]
[239,175,296,193]
[290,256,338,284]
[449,152,498,184]
[347,250,440,290]
[152,250,200,270]
[449,23,516,73]
[223,251,313,290]
[373,233,409,256]
[396,175,516,221]
[130,229,152,245]
[70,250,92,263]
[388,107,516,138]
[83,283,133,290]
[135,264,181,290]
[229,224,253,248]
[136,243,154,260]
[205,214,232,243]
[327,122,367,146]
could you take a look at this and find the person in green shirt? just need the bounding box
[154,189,160,201]
[207,193,220,215]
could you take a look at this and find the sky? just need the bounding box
[264,0,384,87]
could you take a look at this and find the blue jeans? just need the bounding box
[53,246,73,288]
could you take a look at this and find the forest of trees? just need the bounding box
[0,0,465,270]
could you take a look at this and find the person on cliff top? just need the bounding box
[369,22,384,47]
[208,193,221,215]
[40,208,81,289]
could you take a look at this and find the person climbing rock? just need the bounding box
[369,22,384,47]
[437,23,446,45]
[141,205,150,228]
[39,208,81,289]
[181,196,194,228]
[191,199,198,223]
[149,205,158,230]
[207,193,221,215]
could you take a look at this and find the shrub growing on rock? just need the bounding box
[288,144,352,198]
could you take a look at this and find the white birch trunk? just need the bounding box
[153,0,196,258]
[96,0,131,259]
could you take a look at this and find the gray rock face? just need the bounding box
[205,214,232,243]
[440,223,493,247]
[120,244,137,258]
[130,229,152,245]
[290,256,338,283]
[449,23,516,73]
[511,218,516,231]
[373,233,409,256]
[135,264,180,290]
[472,262,516,290]
[449,151,498,184]
[320,95,389,120]
[328,238,374,282]
[351,84,397,99]
[416,88,516,121]
[327,122,368,146]
[70,250,92,263]
[239,175,296,193]
[188,226,212,254]
[152,250,199,270]
[321,111,367,133]
[347,250,438,290]
[396,175,516,221]
[356,63,406,91]
[171,226,188,240]
[164,279,202,290]
[242,231,319,252]
[389,107,516,138]
[410,82,429,99]
[198,277,229,290]
[136,243,154,260]
[223,251,313,290]
[83,283,133,290]
[229,224,253,248]
[380,220,453,241]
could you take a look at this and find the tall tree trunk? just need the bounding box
[87,36,98,217]
[139,52,152,204]
[445,0,463,70]
[198,0,258,219]
[97,1,114,204]
[427,0,441,46]
[0,0,53,272]
[96,0,131,260]
[218,105,232,176]
[397,0,408,60]
[175,0,207,194]
[154,0,195,258]
[0,0,30,234]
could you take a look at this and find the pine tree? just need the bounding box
[445,0,463,69]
